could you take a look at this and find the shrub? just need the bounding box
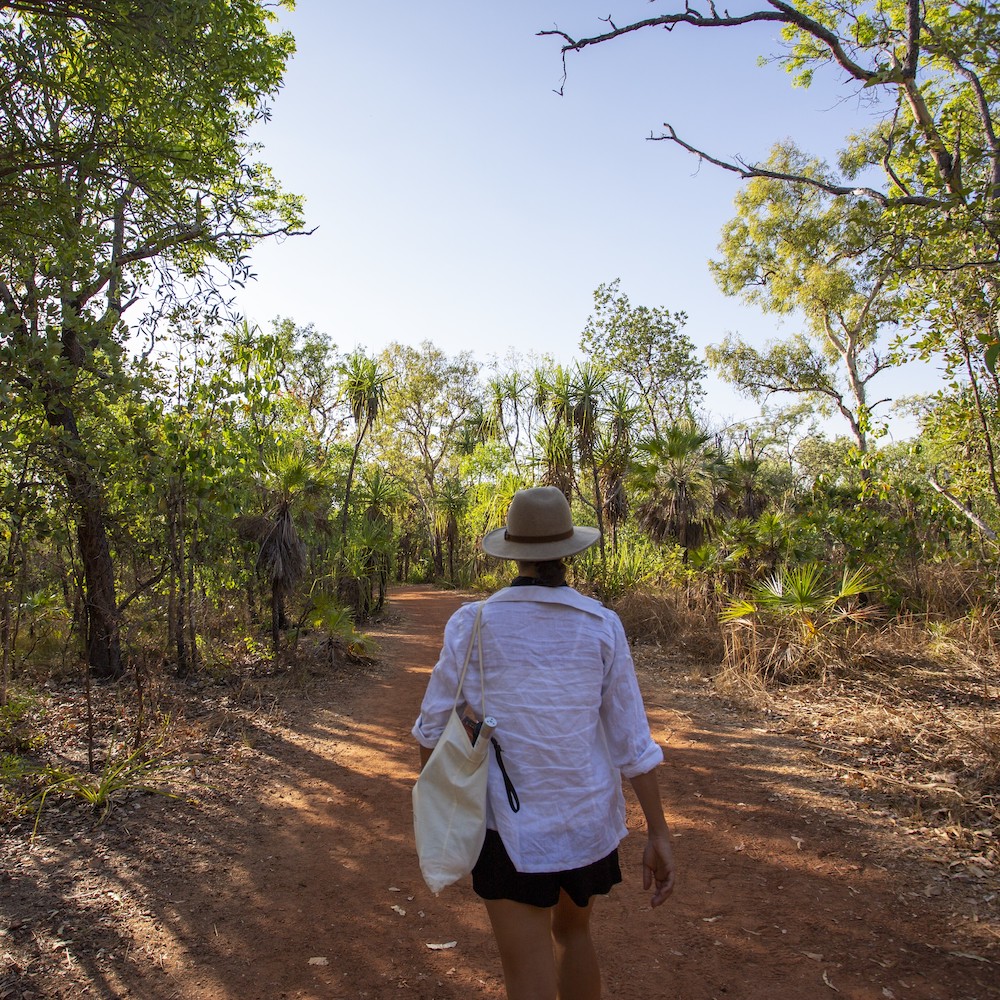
[718,563,878,687]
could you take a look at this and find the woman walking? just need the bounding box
[413,486,675,1000]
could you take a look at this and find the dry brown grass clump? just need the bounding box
[611,589,724,664]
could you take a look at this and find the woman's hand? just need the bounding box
[642,831,676,907]
[628,769,676,907]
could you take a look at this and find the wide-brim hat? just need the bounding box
[481,486,601,561]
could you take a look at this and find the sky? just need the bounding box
[233,1,942,441]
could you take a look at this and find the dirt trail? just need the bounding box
[3,585,998,999]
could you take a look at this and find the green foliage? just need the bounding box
[28,739,188,832]
[0,753,35,822]
[580,280,705,433]
[708,144,903,452]
[0,1,305,675]
[631,425,726,551]
[0,692,44,753]
[720,563,878,685]
[577,536,687,602]
[300,592,372,660]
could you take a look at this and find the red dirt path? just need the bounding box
[4,585,997,999]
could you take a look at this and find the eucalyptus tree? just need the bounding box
[580,280,705,435]
[483,369,532,474]
[708,145,905,454]
[908,269,1000,517]
[0,2,304,677]
[374,341,480,577]
[272,318,341,449]
[542,3,1000,365]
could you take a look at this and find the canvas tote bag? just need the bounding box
[412,601,494,894]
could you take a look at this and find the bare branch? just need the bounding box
[538,2,878,84]
[651,122,946,208]
[928,477,998,540]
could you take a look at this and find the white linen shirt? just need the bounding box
[411,586,664,873]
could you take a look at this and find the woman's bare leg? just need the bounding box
[484,898,557,1000]
[551,891,600,1000]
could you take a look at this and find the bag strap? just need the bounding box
[452,600,520,813]
[452,601,486,718]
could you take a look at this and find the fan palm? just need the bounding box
[632,425,726,553]
[720,563,876,683]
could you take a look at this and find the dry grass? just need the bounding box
[767,653,999,862]
[611,589,724,664]
[625,587,1000,867]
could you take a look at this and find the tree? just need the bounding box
[631,425,728,554]
[337,349,391,565]
[0,4,304,676]
[580,280,705,435]
[253,445,332,658]
[542,2,1000,361]
[534,362,611,556]
[374,342,479,577]
[595,383,641,553]
[708,145,904,453]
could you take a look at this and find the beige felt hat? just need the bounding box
[481,486,601,561]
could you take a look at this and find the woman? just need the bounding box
[413,486,675,1000]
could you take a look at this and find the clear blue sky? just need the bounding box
[235,1,940,440]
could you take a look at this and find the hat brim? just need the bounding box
[480,525,601,561]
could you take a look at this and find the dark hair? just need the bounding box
[531,558,567,587]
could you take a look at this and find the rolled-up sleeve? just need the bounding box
[600,615,664,778]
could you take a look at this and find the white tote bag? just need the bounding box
[413,602,493,894]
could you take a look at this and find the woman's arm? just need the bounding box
[628,768,676,908]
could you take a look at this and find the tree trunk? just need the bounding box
[187,555,198,673]
[270,587,288,660]
[76,492,123,679]
[0,584,11,708]
[169,483,190,677]
[44,391,123,679]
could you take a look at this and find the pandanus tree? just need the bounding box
[535,423,575,499]
[485,369,532,474]
[434,478,468,585]
[354,465,404,612]
[337,350,391,568]
[253,446,333,658]
[595,384,640,554]
[537,363,609,556]
[567,362,609,557]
